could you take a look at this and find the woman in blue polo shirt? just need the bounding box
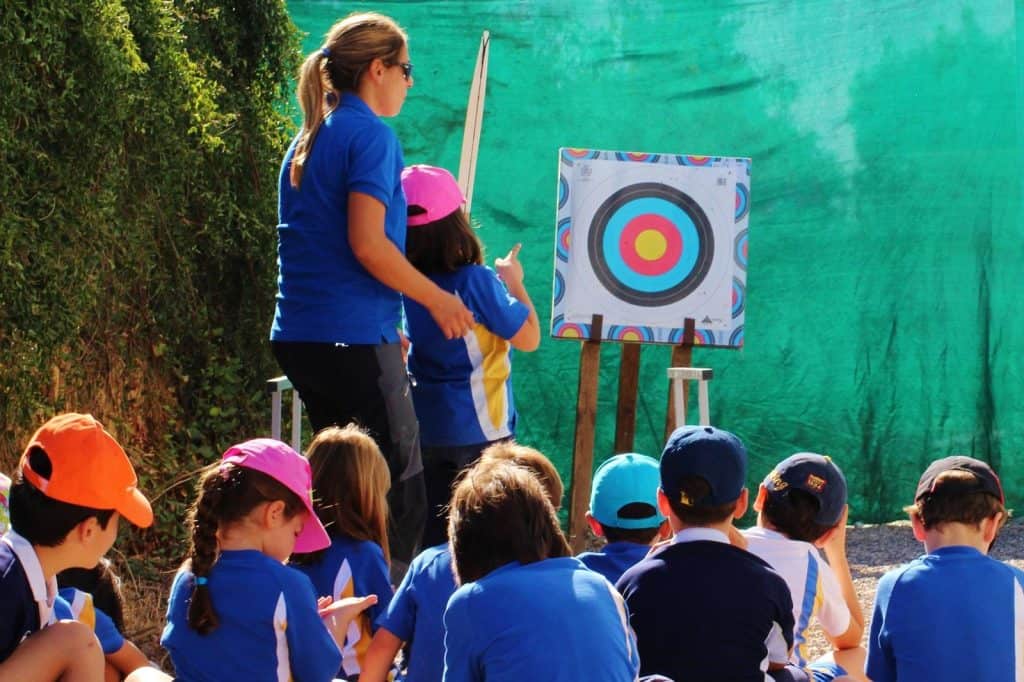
[271,12,474,574]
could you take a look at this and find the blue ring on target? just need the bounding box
[735,183,749,222]
[734,229,748,271]
[556,218,571,262]
[615,152,661,163]
[607,324,654,342]
[729,327,744,347]
[731,278,745,318]
[587,182,715,307]
[560,148,600,167]
[552,314,590,340]
[558,174,569,210]
[553,270,565,306]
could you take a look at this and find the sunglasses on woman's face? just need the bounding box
[397,62,413,81]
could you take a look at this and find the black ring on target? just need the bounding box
[586,182,715,307]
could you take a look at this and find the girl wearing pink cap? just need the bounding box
[401,164,541,547]
[160,439,377,681]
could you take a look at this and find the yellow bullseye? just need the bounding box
[635,229,668,261]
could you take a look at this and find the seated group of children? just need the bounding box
[1,413,1020,682]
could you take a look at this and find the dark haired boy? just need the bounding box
[577,452,669,584]
[0,413,153,680]
[617,426,799,682]
[866,455,1023,681]
[743,453,866,682]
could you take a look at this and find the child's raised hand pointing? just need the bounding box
[495,243,525,289]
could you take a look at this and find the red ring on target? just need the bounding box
[618,214,683,276]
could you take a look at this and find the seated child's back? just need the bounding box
[617,426,795,682]
[866,456,1024,682]
[744,453,866,680]
[445,458,639,682]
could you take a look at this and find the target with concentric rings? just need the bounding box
[586,182,715,307]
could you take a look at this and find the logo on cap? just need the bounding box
[805,474,827,493]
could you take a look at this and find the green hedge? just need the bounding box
[0,0,299,567]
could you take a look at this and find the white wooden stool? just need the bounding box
[667,367,713,427]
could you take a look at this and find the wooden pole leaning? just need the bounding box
[568,314,604,554]
[456,30,490,217]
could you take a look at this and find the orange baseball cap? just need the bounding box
[19,413,153,528]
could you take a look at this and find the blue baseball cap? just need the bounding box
[660,426,747,507]
[589,453,666,529]
[763,453,848,526]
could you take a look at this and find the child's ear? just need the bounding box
[752,485,768,513]
[263,500,287,528]
[585,512,604,538]
[980,511,1004,549]
[732,488,749,520]
[656,520,671,541]
[656,488,673,518]
[909,511,927,542]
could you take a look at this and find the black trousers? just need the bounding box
[272,341,426,579]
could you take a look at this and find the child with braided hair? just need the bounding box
[159,439,377,682]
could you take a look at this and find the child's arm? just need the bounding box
[819,506,865,649]
[494,244,540,351]
[350,192,474,339]
[105,639,151,677]
[361,628,404,682]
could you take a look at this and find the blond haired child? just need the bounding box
[291,425,394,681]
[363,441,563,682]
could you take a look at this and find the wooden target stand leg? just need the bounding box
[568,315,604,553]
[665,318,700,439]
[567,316,705,552]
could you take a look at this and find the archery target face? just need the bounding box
[563,159,734,330]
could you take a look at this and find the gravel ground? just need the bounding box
[123,519,1024,670]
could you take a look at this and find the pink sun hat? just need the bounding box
[402,164,466,227]
[220,438,330,553]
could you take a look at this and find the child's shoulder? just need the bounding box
[325,534,386,562]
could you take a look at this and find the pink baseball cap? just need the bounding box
[402,164,466,227]
[221,438,331,553]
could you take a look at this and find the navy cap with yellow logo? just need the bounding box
[763,452,847,526]
[660,426,747,508]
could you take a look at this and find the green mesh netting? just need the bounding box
[288,1,1023,521]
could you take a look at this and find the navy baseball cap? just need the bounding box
[915,455,1004,503]
[660,426,747,507]
[763,453,848,526]
[589,453,666,529]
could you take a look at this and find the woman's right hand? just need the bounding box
[429,290,475,339]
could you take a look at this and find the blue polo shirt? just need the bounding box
[290,535,393,679]
[0,531,61,663]
[273,92,407,344]
[406,265,529,447]
[617,529,794,682]
[378,543,457,682]
[162,550,342,682]
[443,557,639,681]
[55,587,124,654]
[866,545,1024,682]
[577,541,652,585]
